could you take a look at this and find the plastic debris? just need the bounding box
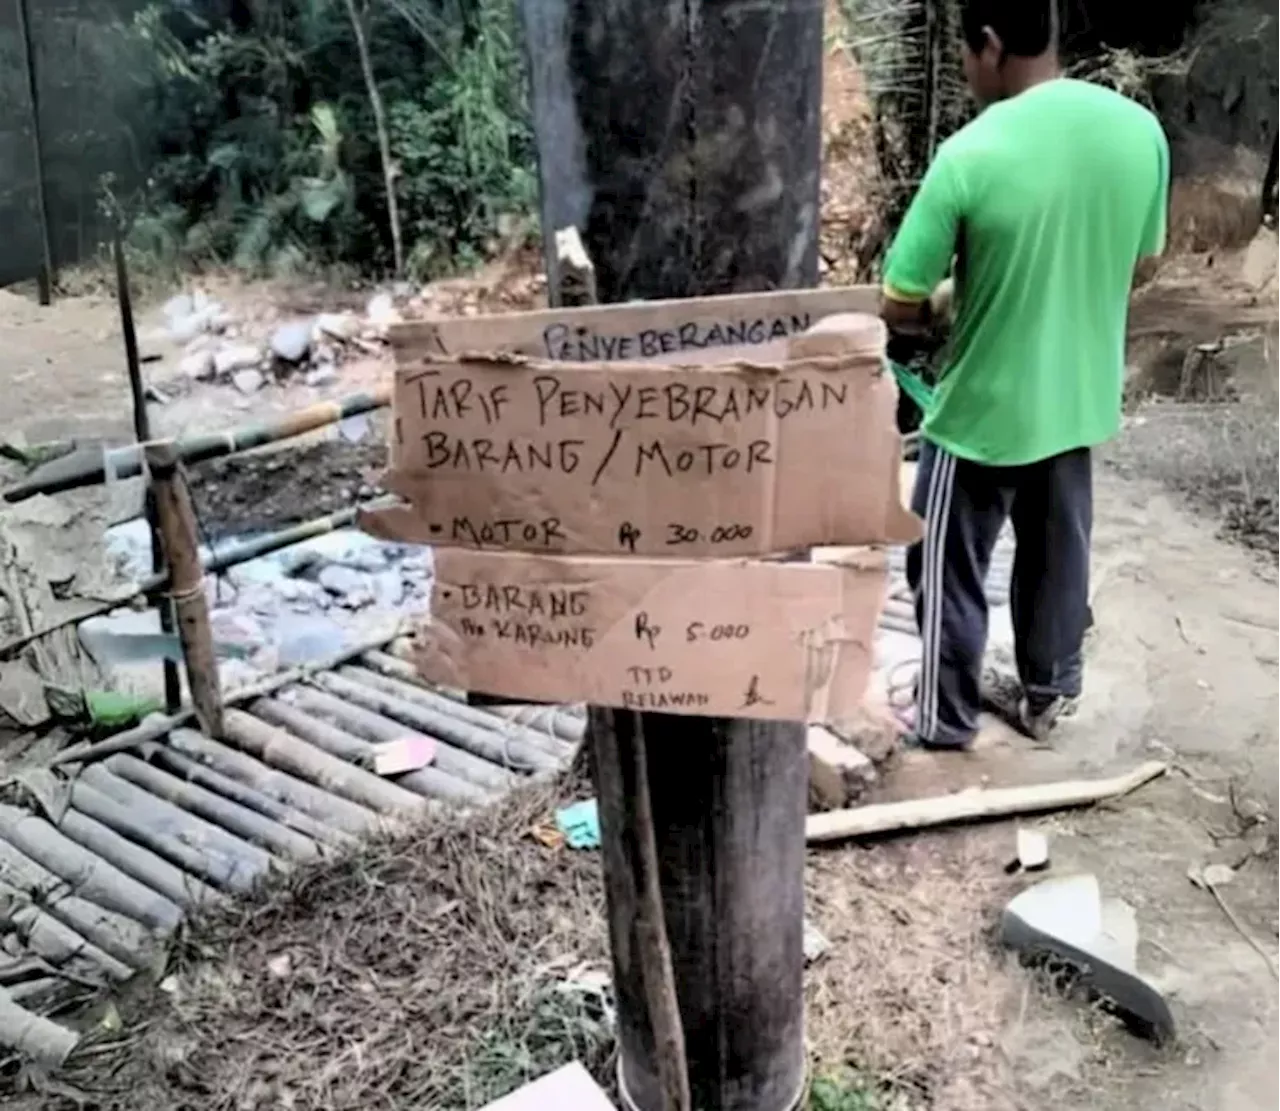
[555,799,601,850]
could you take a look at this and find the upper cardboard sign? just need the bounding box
[371,312,921,557]
[395,547,886,723]
[392,285,880,362]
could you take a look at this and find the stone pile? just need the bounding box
[85,523,433,697]
[156,288,409,395]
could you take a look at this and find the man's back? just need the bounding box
[885,78,1169,465]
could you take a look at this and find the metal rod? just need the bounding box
[15,0,53,304]
[2,388,391,505]
[114,233,181,712]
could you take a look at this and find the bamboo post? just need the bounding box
[144,441,224,737]
[115,234,181,712]
[15,0,53,304]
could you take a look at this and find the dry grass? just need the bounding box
[25,782,613,1111]
[0,777,1023,1111]
[805,829,1017,1111]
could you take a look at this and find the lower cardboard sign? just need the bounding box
[406,548,887,722]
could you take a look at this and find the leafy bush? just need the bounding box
[122,0,536,278]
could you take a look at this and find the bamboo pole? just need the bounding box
[0,988,78,1068]
[2,388,390,505]
[56,807,218,912]
[105,754,321,863]
[80,763,276,880]
[0,803,182,932]
[253,696,490,805]
[50,629,401,767]
[144,441,224,738]
[166,728,380,834]
[359,651,587,746]
[223,708,428,816]
[5,898,132,982]
[287,684,514,792]
[67,775,263,894]
[0,841,155,971]
[326,668,561,771]
[145,743,352,851]
[805,762,1170,844]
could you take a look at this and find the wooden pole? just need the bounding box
[115,234,182,713]
[143,441,223,737]
[518,2,822,1107]
[15,0,54,304]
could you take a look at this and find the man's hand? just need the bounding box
[880,277,954,338]
[929,278,955,325]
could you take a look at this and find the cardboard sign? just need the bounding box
[397,548,887,723]
[393,285,880,362]
[370,315,919,557]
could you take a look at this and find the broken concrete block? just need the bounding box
[1001,873,1174,1043]
[823,702,899,765]
[480,1062,614,1111]
[807,724,875,811]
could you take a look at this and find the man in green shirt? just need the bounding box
[881,0,1169,749]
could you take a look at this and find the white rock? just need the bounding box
[232,369,265,395]
[162,293,194,321]
[214,344,263,376]
[167,308,218,344]
[317,564,368,598]
[365,291,402,335]
[314,312,359,342]
[179,350,216,381]
[305,366,338,388]
[270,319,313,363]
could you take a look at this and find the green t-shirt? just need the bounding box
[883,78,1170,465]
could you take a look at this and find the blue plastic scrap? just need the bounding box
[555,799,601,850]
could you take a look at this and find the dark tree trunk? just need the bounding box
[517,1,823,1108]
[519,0,824,304]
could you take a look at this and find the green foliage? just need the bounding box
[123,0,536,278]
[809,1072,888,1111]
